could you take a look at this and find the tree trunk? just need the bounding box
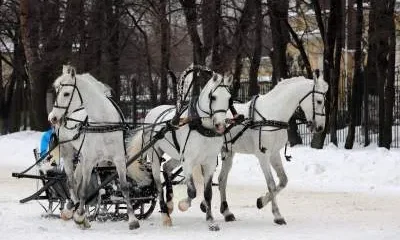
[329,0,343,146]
[268,0,289,86]
[215,0,253,74]
[367,0,395,149]
[210,0,222,69]
[9,27,28,132]
[105,0,121,103]
[285,20,312,79]
[248,0,262,97]
[127,11,157,107]
[311,0,337,149]
[232,51,243,100]
[60,0,83,64]
[345,0,363,149]
[83,0,104,76]
[160,0,171,104]
[180,0,206,95]
[20,0,48,131]
[383,1,396,149]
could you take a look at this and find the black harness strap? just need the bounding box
[284,143,292,161]
[180,129,192,162]
[171,129,180,153]
[248,95,289,153]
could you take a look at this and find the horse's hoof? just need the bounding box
[178,200,190,212]
[129,220,140,230]
[60,209,73,220]
[162,216,172,227]
[256,197,264,209]
[74,215,91,229]
[274,218,287,225]
[224,213,236,222]
[73,212,85,224]
[208,222,220,231]
[200,201,207,213]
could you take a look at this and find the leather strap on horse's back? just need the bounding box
[249,95,259,121]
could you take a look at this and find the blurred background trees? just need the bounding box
[1,0,399,149]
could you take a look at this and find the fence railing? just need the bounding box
[120,73,400,148]
[235,75,400,148]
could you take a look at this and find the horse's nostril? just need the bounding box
[51,117,57,123]
[317,126,323,132]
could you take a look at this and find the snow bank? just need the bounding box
[1,131,400,195]
[229,143,400,194]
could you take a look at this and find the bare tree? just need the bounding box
[268,0,289,86]
[366,0,396,149]
[159,0,171,104]
[248,0,262,97]
[345,0,363,149]
[20,0,47,131]
[310,0,343,148]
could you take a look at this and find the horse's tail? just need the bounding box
[126,129,152,186]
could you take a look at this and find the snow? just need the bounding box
[1,131,400,239]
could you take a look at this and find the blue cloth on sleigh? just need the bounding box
[40,129,54,157]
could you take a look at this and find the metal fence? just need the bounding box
[120,72,400,148]
[235,74,400,148]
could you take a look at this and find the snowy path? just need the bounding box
[1,167,399,240]
[1,131,400,239]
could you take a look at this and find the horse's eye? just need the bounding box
[317,100,322,105]
[64,92,70,97]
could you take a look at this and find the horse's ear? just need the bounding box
[62,65,69,75]
[212,73,218,82]
[70,66,76,78]
[316,75,329,92]
[226,75,233,86]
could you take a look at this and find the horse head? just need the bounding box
[48,65,82,126]
[299,75,329,133]
[198,73,233,134]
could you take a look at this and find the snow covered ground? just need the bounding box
[1,131,400,240]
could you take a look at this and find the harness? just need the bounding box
[150,66,232,160]
[224,85,326,159]
[53,77,130,162]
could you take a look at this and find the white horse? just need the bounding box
[206,75,328,224]
[127,69,232,231]
[48,66,142,230]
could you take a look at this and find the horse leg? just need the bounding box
[262,151,288,206]
[202,163,220,231]
[114,156,140,230]
[178,163,196,212]
[151,151,172,226]
[73,160,92,229]
[163,158,180,214]
[255,152,286,225]
[162,170,174,214]
[60,144,77,220]
[216,150,236,222]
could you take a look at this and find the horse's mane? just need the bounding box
[275,76,311,87]
[53,72,112,97]
[81,73,113,97]
[260,76,313,99]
